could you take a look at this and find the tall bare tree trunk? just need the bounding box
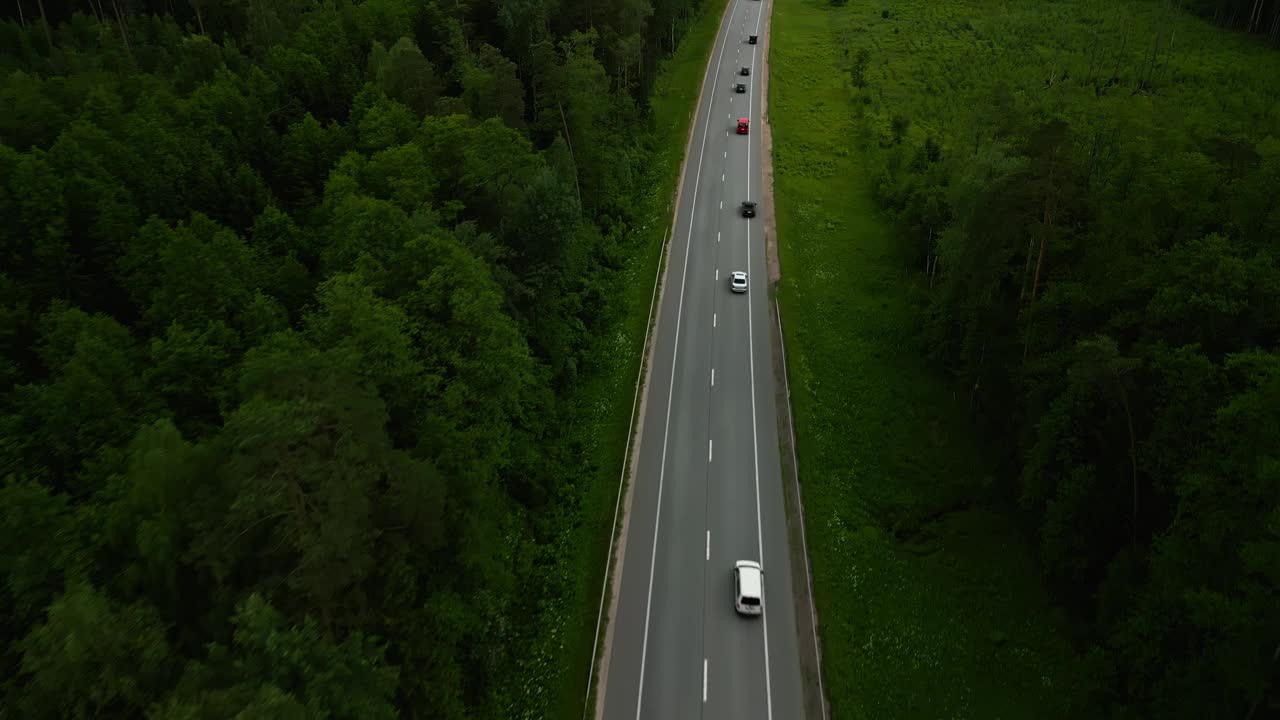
[111,0,134,61]
[35,0,53,52]
[970,341,985,411]
[557,100,584,210]
[192,0,206,34]
[1110,17,1129,84]
[1086,129,1102,187]
[1139,29,1160,91]
[1020,235,1036,300]
[1023,196,1053,361]
[15,0,26,28]
[1084,32,1099,85]
[1030,198,1053,303]
[926,227,936,289]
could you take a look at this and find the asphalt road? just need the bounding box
[600,0,806,717]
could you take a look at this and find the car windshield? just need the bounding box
[742,596,760,606]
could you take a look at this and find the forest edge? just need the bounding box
[587,0,740,716]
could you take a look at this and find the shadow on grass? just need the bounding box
[769,0,1088,716]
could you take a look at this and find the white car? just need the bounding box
[730,271,748,293]
[734,560,763,615]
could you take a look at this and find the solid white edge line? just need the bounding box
[746,4,774,719]
[776,297,829,720]
[757,7,832,715]
[583,230,664,720]
[633,4,736,717]
[752,8,834,712]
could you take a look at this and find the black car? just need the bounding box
[741,201,757,218]
[749,35,758,44]
[741,66,751,76]
[735,83,747,93]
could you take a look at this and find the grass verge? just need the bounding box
[509,0,734,717]
[769,0,1087,716]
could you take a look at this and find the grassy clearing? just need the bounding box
[769,0,1087,716]
[532,0,733,716]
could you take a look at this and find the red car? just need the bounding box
[737,118,749,134]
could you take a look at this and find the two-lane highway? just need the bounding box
[600,0,806,717]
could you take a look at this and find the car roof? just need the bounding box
[736,561,762,597]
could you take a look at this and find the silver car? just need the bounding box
[730,271,748,293]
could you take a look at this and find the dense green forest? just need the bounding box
[853,0,1279,716]
[1188,0,1280,40]
[0,0,710,717]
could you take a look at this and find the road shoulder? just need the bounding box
[759,0,830,717]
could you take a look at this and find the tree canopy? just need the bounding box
[0,0,712,716]
[852,1,1280,715]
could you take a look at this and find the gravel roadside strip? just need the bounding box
[759,0,831,717]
